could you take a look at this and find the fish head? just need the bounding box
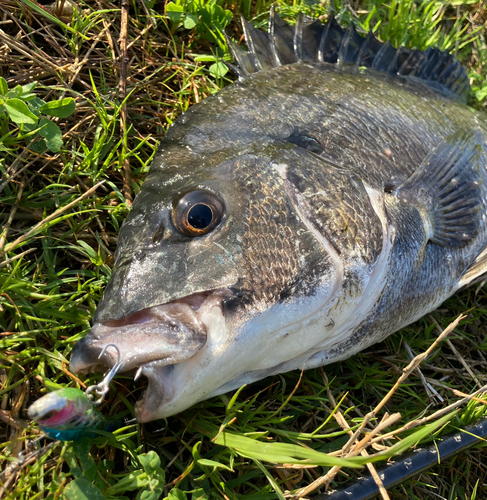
[71,108,356,422]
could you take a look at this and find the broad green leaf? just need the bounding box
[106,459,164,496]
[138,488,163,500]
[474,86,487,102]
[73,439,96,477]
[20,93,38,102]
[29,96,46,112]
[166,2,184,23]
[64,449,82,480]
[39,118,63,152]
[40,97,75,118]
[190,490,208,500]
[105,471,147,495]
[5,98,38,124]
[165,489,187,500]
[138,451,162,474]
[183,13,198,29]
[6,85,22,98]
[209,62,228,78]
[136,458,165,500]
[63,478,106,500]
[30,138,48,153]
[0,77,7,96]
[22,122,39,132]
[21,81,37,94]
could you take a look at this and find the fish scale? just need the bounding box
[239,159,305,305]
[71,10,487,421]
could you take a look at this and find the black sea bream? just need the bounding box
[71,10,487,422]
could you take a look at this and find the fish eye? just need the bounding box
[172,190,224,237]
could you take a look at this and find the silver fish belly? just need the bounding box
[71,11,487,422]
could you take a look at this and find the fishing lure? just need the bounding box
[27,345,124,441]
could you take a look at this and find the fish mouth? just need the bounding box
[70,289,233,422]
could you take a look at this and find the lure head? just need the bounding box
[27,387,93,430]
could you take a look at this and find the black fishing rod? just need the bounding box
[315,418,487,500]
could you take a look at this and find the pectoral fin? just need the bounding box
[459,246,487,287]
[394,130,485,247]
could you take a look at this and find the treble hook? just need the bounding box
[85,344,124,405]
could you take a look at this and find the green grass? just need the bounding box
[1,0,487,499]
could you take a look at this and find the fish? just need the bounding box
[27,387,121,441]
[70,9,487,423]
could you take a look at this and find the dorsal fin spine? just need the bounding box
[268,7,281,67]
[240,17,262,72]
[398,49,423,76]
[355,31,373,66]
[317,14,332,62]
[444,65,461,91]
[371,40,390,70]
[294,13,304,62]
[385,47,400,74]
[223,33,252,77]
[228,12,471,102]
[337,24,352,64]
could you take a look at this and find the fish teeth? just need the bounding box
[134,366,143,381]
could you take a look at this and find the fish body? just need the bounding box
[27,388,120,441]
[71,12,487,422]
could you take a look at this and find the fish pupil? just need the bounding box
[188,204,213,229]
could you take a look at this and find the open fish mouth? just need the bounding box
[70,289,233,421]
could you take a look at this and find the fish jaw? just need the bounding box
[132,280,346,421]
[70,289,233,421]
[71,297,214,372]
[134,295,233,421]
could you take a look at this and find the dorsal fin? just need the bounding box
[225,7,471,103]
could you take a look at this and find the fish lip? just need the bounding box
[71,288,232,373]
[70,288,235,419]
